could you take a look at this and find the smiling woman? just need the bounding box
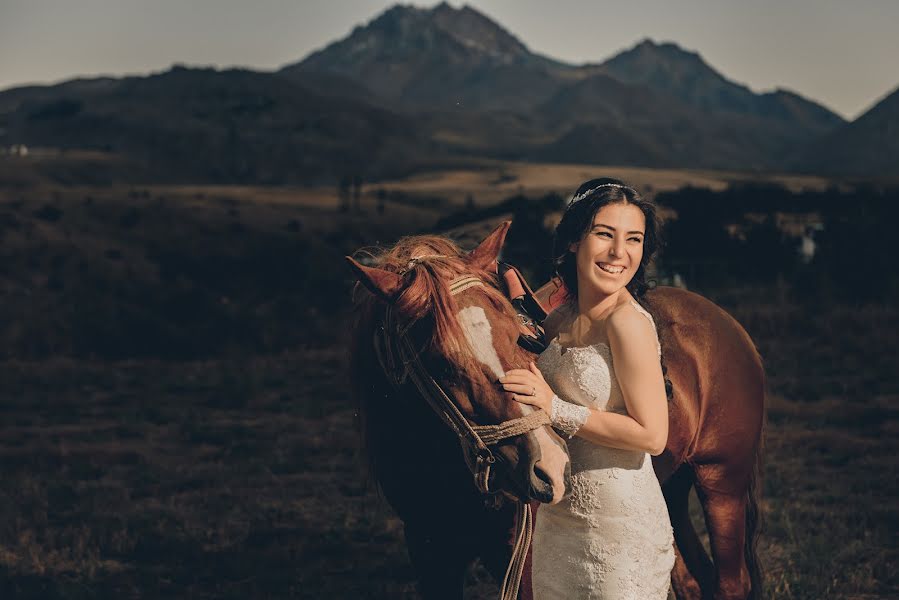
[500,178,677,599]
[553,179,663,304]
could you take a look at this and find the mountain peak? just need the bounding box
[308,2,532,66]
[597,38,843,131]
[608,38,713,76]
[428,2,532,61]
[280,2,560,107]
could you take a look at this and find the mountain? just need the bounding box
[0,66,436,183]
[283,3,849,172]
[596,39,845,135]
[534,74,740,169]
[280,2,574,112]
[796,85,899,177]
[3,3,883,180]
[285,7,844,134]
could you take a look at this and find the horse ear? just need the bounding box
[468,220,511,272]
[345,256,403,302]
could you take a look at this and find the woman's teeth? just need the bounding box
[598,263,625,274]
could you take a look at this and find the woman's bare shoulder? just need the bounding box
[607,301,651,331]
[606,300,660,356]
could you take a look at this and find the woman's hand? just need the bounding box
[500,362,555,413]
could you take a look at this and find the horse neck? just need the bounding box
[352,309,470,486]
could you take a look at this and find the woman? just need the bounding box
[500,178,675,598]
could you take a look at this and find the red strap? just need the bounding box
[503,268,526,301]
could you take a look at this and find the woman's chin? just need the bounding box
[585,274,629,296]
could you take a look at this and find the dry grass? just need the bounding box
[0,170,894,598]
[370,160,833,206]
[0,294,894,599]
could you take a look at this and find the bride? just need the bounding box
[500,178,675,598]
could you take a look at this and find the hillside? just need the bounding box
[597,39,844,135]
[794,85,899,178]
[0,67,435,183]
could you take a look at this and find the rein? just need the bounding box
[374,272,548,600]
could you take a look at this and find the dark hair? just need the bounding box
[552,178,662,301]
[553,177,673,400]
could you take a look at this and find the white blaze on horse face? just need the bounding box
[457,306,506,380]
[458,305,569,504]
[520,399,570,504]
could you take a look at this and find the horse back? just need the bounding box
[647,287,765,483]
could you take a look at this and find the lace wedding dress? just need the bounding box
[531,301,675,599]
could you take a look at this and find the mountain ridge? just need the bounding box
[794,85,899,177]
[279,4,851,172]
[283,5,844,127]
[1,3,893,180]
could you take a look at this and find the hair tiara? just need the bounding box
[568,183,631,205]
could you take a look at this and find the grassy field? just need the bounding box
[1,293,895,599]
[0,164,895,598]
[365,160,833,207]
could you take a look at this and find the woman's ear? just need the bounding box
[568,242,578,254]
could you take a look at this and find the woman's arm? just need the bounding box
[501,305,668,456]
[577,307,668,454]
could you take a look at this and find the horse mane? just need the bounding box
[351,234,518,376]
[348,233,521,490]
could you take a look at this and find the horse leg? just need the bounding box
[404,524,474,600]
[693,465,753,600]
[664,465,714,599]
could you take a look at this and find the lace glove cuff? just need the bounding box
[550,395,590,438]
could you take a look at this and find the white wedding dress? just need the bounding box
[531,301,675,599]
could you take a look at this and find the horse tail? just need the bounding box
[745,372,766,600]
[744,451,762,599]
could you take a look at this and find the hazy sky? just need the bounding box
[1,0,897,120]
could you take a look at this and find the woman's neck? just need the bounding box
[577,286,628,323]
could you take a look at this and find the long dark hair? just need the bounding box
[553,178,662,300]
[553,177,672,399]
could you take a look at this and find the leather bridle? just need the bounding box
[372,271,551,600]
[374,274,551,494]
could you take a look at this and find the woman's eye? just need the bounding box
[628,237,642,243]
[594,231,612,238]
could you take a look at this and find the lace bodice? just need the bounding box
[539,300,661,415]
[531,300,674,599]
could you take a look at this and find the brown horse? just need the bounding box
[348,222,765,600]
[347,222,570,600]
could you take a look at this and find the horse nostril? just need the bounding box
[530,461,554,503]
[533,462,553,487]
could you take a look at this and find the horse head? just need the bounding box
[346,221,570,504]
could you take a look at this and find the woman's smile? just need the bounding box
[596,261,627,275]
